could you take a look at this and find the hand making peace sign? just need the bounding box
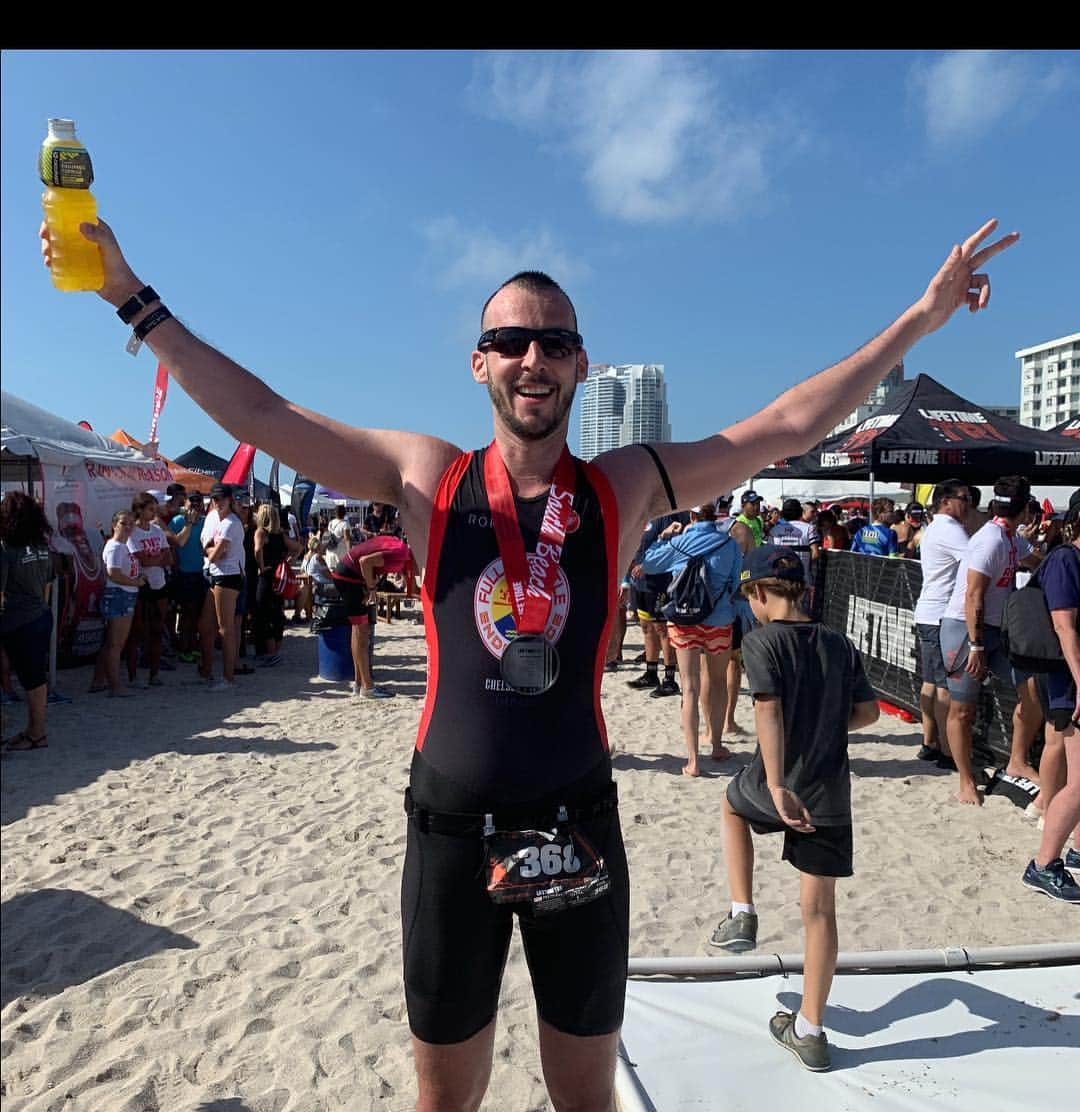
[916,218,1020,335]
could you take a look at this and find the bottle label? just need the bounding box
[42,147,94,188]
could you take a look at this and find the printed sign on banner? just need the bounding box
[43,456,172,665]
[819,550,1017,764]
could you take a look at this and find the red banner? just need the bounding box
[222,442,257,486]
[149,363,169,444]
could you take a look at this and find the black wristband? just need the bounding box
[133,305,172,341]
[116,285,160,324]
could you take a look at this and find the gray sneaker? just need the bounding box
[359,685,395,700]
[769,1010,831,1072]
[708,911,758,952]
[1065,847,1080,871]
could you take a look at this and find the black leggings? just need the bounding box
[254,571,285,648]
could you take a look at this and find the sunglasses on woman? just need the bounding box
[477,327,583,360]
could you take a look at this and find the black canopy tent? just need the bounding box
[173,445,273,501]
[760,374,1080,488]
[1051,416,1080,439]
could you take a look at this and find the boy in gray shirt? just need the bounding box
[708,545,879,1071]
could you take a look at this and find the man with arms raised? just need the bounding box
[44,216,1016,1111]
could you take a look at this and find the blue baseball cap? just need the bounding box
[739,544,806,586]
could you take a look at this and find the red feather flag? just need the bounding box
[222,442,257,486]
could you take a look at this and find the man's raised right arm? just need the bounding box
[41,219,461,517]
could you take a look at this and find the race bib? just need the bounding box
[484,818,610,915]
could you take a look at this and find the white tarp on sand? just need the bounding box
[617,947,1079,1111]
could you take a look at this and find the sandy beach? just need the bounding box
[2,616,1075,1111]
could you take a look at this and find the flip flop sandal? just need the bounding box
[3,732,48,752]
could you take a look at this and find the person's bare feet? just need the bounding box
[724,722,746,736]
[683,764,700,777]
[1005,762,1040,785]
[954,782,983,806]
[710,746,733,761]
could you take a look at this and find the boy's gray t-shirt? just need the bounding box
[737,620,875,825]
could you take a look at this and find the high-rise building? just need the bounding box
[579,364,671,460]
[983,404,1020,422]
[827,363,905,438]
[1017,332,1080,430]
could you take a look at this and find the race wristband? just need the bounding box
[126,306,173,357]
[116,285,160,324]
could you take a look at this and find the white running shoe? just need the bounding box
[208,679,239,692]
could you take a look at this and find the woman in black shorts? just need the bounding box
[1,493,58,751]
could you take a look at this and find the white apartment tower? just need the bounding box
[1017,332,1080,430]
[579,364,671,460]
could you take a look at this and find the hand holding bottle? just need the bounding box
[40,215,144,309]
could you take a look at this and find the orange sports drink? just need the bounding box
[40,118,104,292]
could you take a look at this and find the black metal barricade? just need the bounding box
[818,550,1016,764]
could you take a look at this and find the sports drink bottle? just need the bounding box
[40,118,104,292]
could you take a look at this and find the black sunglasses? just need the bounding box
[477,327,583,360]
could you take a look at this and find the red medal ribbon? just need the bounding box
[484,441,577,638]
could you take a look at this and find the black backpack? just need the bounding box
[1000,546,1080,673]
[660,536,731,626]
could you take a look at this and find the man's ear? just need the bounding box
[471,350,488,384]
[576,347,588,384]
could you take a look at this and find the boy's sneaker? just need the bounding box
[650,676,680,698]
[1023,858,1080,903]
[916,744,940,761]
[208,679,238,692]
[769,1011,831,1072]
[708,911,758,952]
[1065,848,1080,871]
[626,671,660,689]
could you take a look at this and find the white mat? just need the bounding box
[618,961,1080,1110]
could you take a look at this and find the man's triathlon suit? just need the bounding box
[403,446,629,1045]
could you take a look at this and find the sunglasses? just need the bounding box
[477,327,583,360]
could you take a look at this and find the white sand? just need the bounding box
[2,619,1076,1111]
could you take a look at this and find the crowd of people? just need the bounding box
[605,475,1080,912]
[0,483,414,735]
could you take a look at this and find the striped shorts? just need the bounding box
[666,623,733,654]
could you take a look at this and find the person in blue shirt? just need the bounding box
[850,498,899,557]
[644,503,743,776]
[170,492,207,662]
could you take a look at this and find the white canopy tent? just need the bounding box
[2,391,173,669]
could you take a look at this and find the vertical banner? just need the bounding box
[149,363,169,444]
[268,459,281,506]
[291,473,316,533]
[222,442,257,487]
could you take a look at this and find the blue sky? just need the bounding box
[3,50,1077,485]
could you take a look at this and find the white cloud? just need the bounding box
[471,51,780,224]
[421,216,590,290]
[912,51,1071,146]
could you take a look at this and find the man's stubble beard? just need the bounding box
[487,380,576,443]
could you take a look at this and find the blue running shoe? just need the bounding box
[1065,848,1080,871]
[1023,858,1080,904]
